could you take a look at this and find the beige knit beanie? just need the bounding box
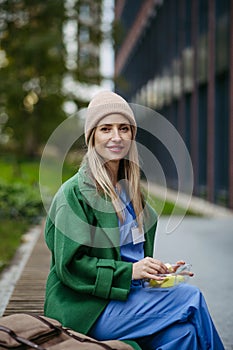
[85,90,137,144]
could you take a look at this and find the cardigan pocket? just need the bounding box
[93,260,116,299]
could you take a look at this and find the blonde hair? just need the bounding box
[82,127,144,230]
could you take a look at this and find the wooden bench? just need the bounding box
[3,225,50,316]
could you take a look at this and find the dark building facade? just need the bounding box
[114,0,233,209]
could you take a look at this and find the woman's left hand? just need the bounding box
[132,257,168,280]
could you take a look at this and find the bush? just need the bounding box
[0,219,29,272]
[0,181,44,224]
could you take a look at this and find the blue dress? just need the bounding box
[89,191,224,350]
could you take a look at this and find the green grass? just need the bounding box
[39,158,79,199]
[0,156,78,186]
[0,160,38,184]
[0,155,78,274]
[147,193,198,216]
[0,219,29,273]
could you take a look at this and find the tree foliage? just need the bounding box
[0,0,67,156]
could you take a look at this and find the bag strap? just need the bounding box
[28,314,117,350]
[58,327,115,350]
[0,325,45,350]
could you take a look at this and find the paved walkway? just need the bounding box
[3,222,50,316]
[149,183,233,350]
[155,216,233,350]
[0,225,44,316]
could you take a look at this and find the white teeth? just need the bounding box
[109,147,122,150]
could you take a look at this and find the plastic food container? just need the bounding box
[145,263,192,289]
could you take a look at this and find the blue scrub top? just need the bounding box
[117,188,144,263]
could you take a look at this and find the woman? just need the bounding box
[44,91,224,349]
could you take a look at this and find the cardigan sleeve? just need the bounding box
[45,192,132,301]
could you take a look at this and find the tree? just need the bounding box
[0,0,67,156]
[0,0,108,157]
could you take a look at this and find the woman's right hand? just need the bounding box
[132,257,168,280]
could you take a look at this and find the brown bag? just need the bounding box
[0,313,134,350]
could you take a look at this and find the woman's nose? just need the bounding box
[111,128,121,141]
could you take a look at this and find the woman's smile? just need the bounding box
[107,145,124,153]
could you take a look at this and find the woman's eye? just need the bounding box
[120,126,130,132]
[100,127,110,132]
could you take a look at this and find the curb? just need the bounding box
[143,181,233,217]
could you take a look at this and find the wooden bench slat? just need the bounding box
[3,225,50,317]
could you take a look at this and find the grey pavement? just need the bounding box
[154,216,233,350]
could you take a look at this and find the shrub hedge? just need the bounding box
[0,181,44,224]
